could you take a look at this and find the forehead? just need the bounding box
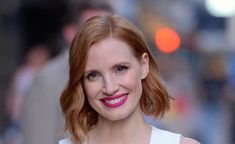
[90,37,134,57]
[85,37,137,68]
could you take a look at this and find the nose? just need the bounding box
[102,75,118,95]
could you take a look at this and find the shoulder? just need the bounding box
[151,125,181,138]
[180,136,200,144]
[151,125,181,144]
[31,51,69,86]
[150,125,200,144]
[39,51,68,76]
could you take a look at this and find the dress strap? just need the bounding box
[150,125,181,144]
[58,138,88,144]
[58,138,71,144]
[84,138,88,144]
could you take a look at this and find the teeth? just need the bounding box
[105,96,125,104]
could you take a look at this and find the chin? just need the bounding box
[108,115,127,121]
[102,110,133,122]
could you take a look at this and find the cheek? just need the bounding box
[84,81,102,99]
[122,70,142,91]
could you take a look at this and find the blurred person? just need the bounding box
[146,54,202,140]
[224,55,235,144]
[4,44,50,144]
[22,1,113,144]
[198,53,227,144]
[59,14,199,144]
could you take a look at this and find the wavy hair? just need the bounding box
[60,14,170,143]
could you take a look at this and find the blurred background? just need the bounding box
[0,0,235,144]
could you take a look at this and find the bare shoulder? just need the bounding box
[180,136,200,144]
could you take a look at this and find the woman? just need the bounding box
[59,14,200,144]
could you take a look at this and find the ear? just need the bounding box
[140,53,149,79]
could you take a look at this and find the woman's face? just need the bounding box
[83,37,149,121]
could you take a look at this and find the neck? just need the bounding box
[88,106,151,144]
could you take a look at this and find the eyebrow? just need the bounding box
[83,69,99,76]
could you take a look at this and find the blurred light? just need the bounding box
[205,0,235,17]
[155,27,181,54]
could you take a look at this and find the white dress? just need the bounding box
[58,125,181,144]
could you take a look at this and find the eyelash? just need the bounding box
[114,65,128,74]
[86,72,100,81]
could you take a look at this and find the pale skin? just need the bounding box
[83,37,199,144]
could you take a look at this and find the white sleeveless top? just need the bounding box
[59,125,181,144]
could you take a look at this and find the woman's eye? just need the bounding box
[86,72,100,81]
[114,65,128,74]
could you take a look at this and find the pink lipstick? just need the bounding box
[101,93,128,108]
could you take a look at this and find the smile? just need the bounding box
[101,93,128,108]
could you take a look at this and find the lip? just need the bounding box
[101,93,128,108]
